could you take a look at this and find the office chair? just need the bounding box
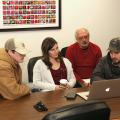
[27,56,41,83]
[60,47,68,57]
[61,47,82,88]
[42,100,111,120]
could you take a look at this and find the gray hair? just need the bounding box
[75,28,89,39]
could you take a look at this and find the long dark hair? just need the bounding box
[41,37,62,69]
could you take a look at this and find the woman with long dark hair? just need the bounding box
[33,37,76,91]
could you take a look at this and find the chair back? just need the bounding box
[42,100,111,120]
[61,46,81,88]
[27,56,41,82]
[60,47,68,57]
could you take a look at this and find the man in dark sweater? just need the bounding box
[91,37,120,83]
[66,28,102,87]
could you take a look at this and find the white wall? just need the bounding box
[0,0,120,83]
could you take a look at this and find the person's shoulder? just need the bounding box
[35,59,44,66]
[34,59,47,70]
[68,42,78,48]
[90,42,100,47]
[0,48,4,51]
[90,42,101,50]
[63,57,70,62]
[63,57,71,66]
[67,42,79,52]
[0,48,6,54]
[99,55,107,63]
[0,60,11,68]
[101,55,107,61]
[63,57,68,61]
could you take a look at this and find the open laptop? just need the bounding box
[77,79,120,100]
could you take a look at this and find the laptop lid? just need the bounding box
[88,79,120,100]
[77,79,120,100]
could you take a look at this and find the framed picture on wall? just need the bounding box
[0,0,61,32]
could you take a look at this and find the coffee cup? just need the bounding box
[60,79,68,87]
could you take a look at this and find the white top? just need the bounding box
[33,58,76,91]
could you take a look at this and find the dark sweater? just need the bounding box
[91,53,120,83]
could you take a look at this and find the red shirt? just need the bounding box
[50,60,67,85]
[66,42,102,83]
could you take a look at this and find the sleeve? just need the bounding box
[33,60,56,91]
[90,58,105,84]
[64,58,76,87]
[65,47,84,84]
[0,65,30,100]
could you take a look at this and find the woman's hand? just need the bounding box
[55,85,63,90]
[55,84,70,90]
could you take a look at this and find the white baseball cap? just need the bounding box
[5,38,30,55]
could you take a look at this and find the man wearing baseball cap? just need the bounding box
[91,37,120,83]
[0,38,30,100]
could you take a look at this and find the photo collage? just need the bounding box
[2,0,57,26]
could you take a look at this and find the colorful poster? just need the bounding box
[0,0,61,31]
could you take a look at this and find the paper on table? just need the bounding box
[83,78,90,84]
[77,91,89,100]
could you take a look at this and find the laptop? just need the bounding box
[77,79,120,100]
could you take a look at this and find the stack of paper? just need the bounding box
[77,91,89,100]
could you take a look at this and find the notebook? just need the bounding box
[77,79,120,100]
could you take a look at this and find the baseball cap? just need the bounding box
[5,38,30,55]
[108,37,120,52]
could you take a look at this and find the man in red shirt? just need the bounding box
[66,28,102,87]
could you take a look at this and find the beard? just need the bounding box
[80,41,89,49]
[112,59,120,66]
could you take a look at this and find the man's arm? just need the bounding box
[0,66,30,100]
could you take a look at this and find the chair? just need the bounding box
[27,56,41,83]
[60,47,68,57]
[42,100,110,120]
[61,47,82,88]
